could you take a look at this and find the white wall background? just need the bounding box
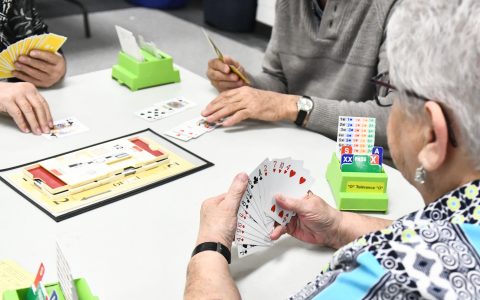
[256,0,276,26]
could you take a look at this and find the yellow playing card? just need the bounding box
[35,33,67,53]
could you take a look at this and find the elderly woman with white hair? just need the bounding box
[184,0,480,298]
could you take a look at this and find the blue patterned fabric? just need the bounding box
[291,179,480,299]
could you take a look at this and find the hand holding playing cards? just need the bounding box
[197,173,248,249]
[0,82,53,134]
[202,86,299,126]
[13,50,66,88]
[207,56,248,92]
[270,192,344,249]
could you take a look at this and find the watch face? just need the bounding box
[299,97,313,111]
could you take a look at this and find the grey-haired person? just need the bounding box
[185,0,480,298]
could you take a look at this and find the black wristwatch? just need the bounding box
[294,96,314,127]
[191,242,231,264]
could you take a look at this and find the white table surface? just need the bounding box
[0,67,424,299]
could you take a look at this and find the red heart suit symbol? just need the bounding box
[290,170,296,177]
[299,177,306,184]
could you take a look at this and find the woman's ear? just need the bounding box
[418,101,449,171]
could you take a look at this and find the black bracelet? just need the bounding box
[191,242,231,264]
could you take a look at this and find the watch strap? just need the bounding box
[191,242,231,264]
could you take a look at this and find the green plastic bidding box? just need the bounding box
[112,49,180,91]
[326,153,388,212]
[2,278,98,300]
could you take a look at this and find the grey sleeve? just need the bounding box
[304,32,391,151]
[247,44,288,93]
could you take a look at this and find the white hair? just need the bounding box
[386,0,480,169]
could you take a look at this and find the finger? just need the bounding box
[206,101,244,123]
[208,69,239,82]
[16,97,42,134]
[12,71,42,86]
[221,109,249,126]
[17,55,51,71]
[13,63,46,81]
[224,173,248,210]
[26,93,50,133]
[201,95,229,117]
[38,93,53,128]
[270,225,287,240]
[208,58,230,74]
[29,50,62,65]
[4,102,29,133]
[274,194,302,214]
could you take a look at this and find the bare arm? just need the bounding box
[330,212,393,249]
[185,252,240,300]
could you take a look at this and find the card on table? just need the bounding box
[43,117,89,139]
[235,157,314,258]
[135,97,196,122]
[165,117,219,141]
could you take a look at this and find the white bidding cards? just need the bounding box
[336,116,376,156]
[235,157,314,258]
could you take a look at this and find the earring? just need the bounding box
[414,166,426,184]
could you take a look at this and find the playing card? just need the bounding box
[164,117,219,141]
[236,157,314,258]
[43,117,89,140]
[134,97,196,122]
[237,244,269,258]
[266,158,314,226]
[135,106,166,122]
[36,33,67,53]
[164,129,192,141]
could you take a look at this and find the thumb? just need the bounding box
[224,173,248,209]
[275,194,301,214]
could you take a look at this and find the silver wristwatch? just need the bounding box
[294,96,314,126]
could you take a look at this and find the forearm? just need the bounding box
[330,212,392,249]
[184,252,240,300]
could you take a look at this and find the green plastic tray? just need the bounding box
[326,153,388,212]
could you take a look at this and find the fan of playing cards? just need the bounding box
[0,33,67,78]
[235,158,314,258]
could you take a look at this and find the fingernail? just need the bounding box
[18,56,27,63]
[30,50,38,57]
[49,122,54,128]
[43,126,50,133]
[24,128,30,133]
[14,63,21,69]
[35,128,41,135]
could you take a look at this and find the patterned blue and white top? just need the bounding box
[291,179,480,299]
